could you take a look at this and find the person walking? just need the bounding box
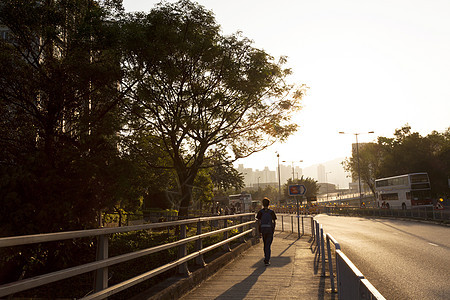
[256,197,277,266]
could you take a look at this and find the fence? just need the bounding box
[0,213,255,299]
[312,219,386,300]
[276,213,313,238]
[321,205,450,222]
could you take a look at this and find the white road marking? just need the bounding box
[428,242,439,247]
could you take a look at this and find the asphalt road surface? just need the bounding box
[314,214,450,300]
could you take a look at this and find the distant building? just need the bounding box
[237,164,278,187]
[317,164,325,183]
[318,182,337,195]
[237,164,253,187]
[294,166,303,179]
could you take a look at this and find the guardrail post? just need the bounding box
[315,221,320,255]
[223,218,231,252]
[291,215,294,233]
[301,216,304,236]
[178,224,190,275]
[326,235,336,293]
[320,226,326,276]
[239,216,247,243]
[195,220,206,266]
[314,220,317,244]
[94,234,108,292]
[281,215,284,232]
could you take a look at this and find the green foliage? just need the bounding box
[207,150,245,191]
[122,0,305,216]
[251,185,279,202]
[0,0,130,235]
[343,125,450,197]
[192,168,214,210]
[342,142,383,195]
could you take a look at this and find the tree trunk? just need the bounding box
[174,150,206,218]
[178,177,194,218]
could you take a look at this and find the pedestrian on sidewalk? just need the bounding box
[256,197,277,266]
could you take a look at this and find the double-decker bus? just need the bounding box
[375,173,433,209]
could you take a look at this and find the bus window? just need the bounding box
[410,173,429,183]
[381,193,399,201]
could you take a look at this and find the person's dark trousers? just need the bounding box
[261,228,274,263]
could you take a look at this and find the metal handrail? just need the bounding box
[314,219,385,299]
[0,213,256,298]
[0,213,255,247]
[276,213,314,237]
[319,205,449,222]
[82,229,253,300]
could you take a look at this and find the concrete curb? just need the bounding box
[131,237,260,300]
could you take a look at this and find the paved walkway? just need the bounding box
[181,231,336,300]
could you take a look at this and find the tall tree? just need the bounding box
[343,125,450,197]
[122,0,305,216]
[192,168,214,212]
[207,150,244,192]
[342,142,384,195]
[0,0,127,235]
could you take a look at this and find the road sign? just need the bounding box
[288,184,307,196]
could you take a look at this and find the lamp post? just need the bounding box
[276,152,281,204]
[339,131,374,206]
[325,171,332,202]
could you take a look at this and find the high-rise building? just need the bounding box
[317,164,326,183]
[237,164,278,187]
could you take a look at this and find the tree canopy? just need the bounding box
[0,0,305,231]
[343,125,450,198]
[0,0,131,235]
[122,0,305,216]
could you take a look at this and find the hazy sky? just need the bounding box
[122,0,450,171]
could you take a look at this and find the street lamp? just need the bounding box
[276,152,281,203]
[325,171,332,202]
[339,131,374,206]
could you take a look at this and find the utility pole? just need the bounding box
[277,153,281,203]
[339,131,374,206]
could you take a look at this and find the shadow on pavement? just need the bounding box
[215,264,265,299]
[215,248,292,299]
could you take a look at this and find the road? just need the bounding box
[314,214,450,300]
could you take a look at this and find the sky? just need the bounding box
[122,0,450,174]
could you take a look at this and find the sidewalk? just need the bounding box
[181,231,336,299]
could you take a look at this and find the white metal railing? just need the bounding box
[0,213,256,299]
[321,205,450,221]
[276,214,313,238]
[312,219,386,300]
